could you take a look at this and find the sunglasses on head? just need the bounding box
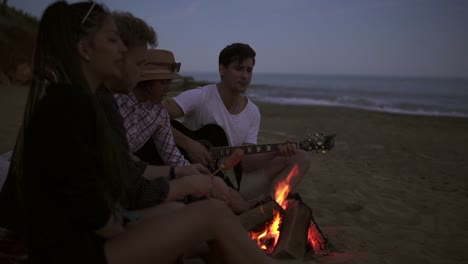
[81,1,96,25]
[146,62,181,73]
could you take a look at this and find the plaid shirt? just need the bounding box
[114,93,190,167]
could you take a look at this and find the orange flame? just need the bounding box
[250,163,329,256]
[275,163,299,209]
[249,163,300,253]
[249,210,282,254]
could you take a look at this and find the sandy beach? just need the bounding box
[255,102,468,264]
[1,85,467,263]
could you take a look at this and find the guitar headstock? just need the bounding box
[298,133,336,153]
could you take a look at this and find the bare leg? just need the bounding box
[105,199,271,264]
[129,202,215,261]
[210,176,250,214]
[226,187,251,213]
[242,152,278,173]
[138,201,185,219]
[241,150,310,200]
[264,150,310,198]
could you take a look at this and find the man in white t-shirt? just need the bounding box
[165,43,310,207]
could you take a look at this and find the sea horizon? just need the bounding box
[179,72,468,118]
[182,71,468,81]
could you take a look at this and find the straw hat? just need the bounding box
[140,49,182,81]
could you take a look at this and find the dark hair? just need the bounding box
[112,11,158,49]
[218,43,256,67]
[33,1,110,88]
[16,1,126,216]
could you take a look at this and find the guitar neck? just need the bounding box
[210,142,299,159]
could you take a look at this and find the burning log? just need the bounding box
[239,199,283,231]
[307,215,333,256]
[244,160,335,260]
[271,199,311,259]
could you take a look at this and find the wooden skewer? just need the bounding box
[212,168,229,180]
[212,168,221,176]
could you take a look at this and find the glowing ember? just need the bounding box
[249,210,282,254]
[274,164,299,209]
[307,221,328,255]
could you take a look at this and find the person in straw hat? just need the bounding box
[114,49,250,213]
[115,49,188,166]
[97,12,216,213]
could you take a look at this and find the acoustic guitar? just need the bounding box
[171,120,336,190]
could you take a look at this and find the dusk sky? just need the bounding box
[9,0,468,78]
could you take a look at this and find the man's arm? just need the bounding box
[164,98,185,118]
[172,127,191,147]
[165,95,212,165]
[164,89,212,165]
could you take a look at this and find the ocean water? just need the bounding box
[181,72,468,118]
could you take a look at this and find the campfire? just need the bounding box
[241,164,332,259]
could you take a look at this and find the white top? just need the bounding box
[173,84,260,146]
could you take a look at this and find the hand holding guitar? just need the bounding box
[278,142,298,157]
[186,139,213,166]
[170,120,336,180]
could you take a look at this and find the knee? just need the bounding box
[293,149,310,170]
